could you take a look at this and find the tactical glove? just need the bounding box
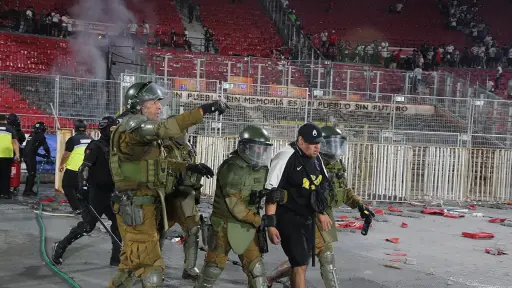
[186,163,215,178]
[358,203,375,219]
[264,188,288,205]
[200,100,229,116]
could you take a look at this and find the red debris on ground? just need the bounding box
[488,218,507,223]
[443,212,464,219]
[388,206,402,212]
[374,209,385,215]
[385,252,407,256]
[422,208,445,215]
[467,204,477,210]
[462,232,495,239]
[39,197,55,203]
[390,259,401,262]
[400,222,408,228]
[485,248,508,255]
[386,238,400,244]
[337,215,349,220]
[59,199,69,204]
[336,221,364,230]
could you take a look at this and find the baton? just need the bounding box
[87,203,122,247]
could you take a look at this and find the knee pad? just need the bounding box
[77,221,95,234]
[187,224,200,237]
[109,270,135,288]
[141,269,163,288]
[319,246,335,267]
[247,258,265,278]
[195,263,223,287]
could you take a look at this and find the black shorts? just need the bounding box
[276,206,314,268]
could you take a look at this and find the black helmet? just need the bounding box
[237,125,273,168]
[319,126,347,165]
[125,81,166,113]
[33,122,47,133]
[7,113,20,128]
[73,119,87,132]
[98,116,118,137]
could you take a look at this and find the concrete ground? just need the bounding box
[1,184,512,288]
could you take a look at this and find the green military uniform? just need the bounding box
[195,126,273,288]
[161,134,213,280]
[108,81,228,288]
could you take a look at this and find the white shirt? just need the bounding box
[414,68,422,80]
[497,66,503,76]
[61,16,68,27]
[52,14,60,23]
[321,32,327,41]
[446,45,454,53]
[26,10,33,18]
[129,23,137,33]
[143,23,149,34]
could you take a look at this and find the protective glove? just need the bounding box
[358,203,375,219]
[186,163,215,178]
[200,100,229,116]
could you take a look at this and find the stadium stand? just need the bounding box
[194,0,283,57]
[287,0,467,47]
[474,0,510,44]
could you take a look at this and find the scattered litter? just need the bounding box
[472,213,484,217]
[404,258,416,265]
[485,248,508,255]
[447,278,454,285]
[385,252,407,256]
[386,238,400,244]
[336,221,364,230]
[426,269,435,276]
[388,206,402,213]
[337,215,349,220]
[400,222,408,228]
[500,221,512,228]
[383,263,401,270]
[59,199,69,204]
[374,209,385,216]
[390,259,401,262]
[443,212,464,219]
[422,208,445,215]
[488,218,507,223]
[407,201,426,207]
[39,197,55,203]
[467,204,477,210]
[462,232,495,239]
[171,236,186,245]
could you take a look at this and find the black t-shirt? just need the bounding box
[65,132,93,152]
[83,136,113,188]
[265,144,327,217]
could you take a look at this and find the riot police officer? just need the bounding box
[108,81,228,288]
[23,122,51,197]
[195,125,277,288]
[161,131,214,280]
[267,126,375,288]
[58,119,93,213]
[52,116,122,266]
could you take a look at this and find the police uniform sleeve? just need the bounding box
[218,161,262,228]
[78,142,98,187]
[16,128,26,145]
[338,161,361,209]
[133,108,203,140]
[41,135,51,156]
[64,137,74,152]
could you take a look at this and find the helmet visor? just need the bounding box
[240,142,273,167]
[321,136,348,158]
[140,83,166,102]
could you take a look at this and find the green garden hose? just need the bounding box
[35,160,81,288]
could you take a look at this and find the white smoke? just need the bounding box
[67,0,136,79]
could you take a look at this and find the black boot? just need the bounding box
[51,242,67,265]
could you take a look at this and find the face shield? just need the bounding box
[238,141,273,168]
[320,136,348,159]
[140,82,166,102]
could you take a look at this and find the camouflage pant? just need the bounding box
[204,219,261,275]
[109,188,163,287]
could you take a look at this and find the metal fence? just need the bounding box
[2,70,512,148]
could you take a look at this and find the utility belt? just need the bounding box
[112,192,157,226]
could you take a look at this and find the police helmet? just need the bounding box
[319,126,348,164]
[237,125,273,168]
[33,122,47,133]
[98,116,118,136]
[125,81,166,113]
[73,119,87,132]
[7,113,20,128]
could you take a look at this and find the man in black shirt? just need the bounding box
[23,122,51,197]
[52,116,121,266]
[264,123,332,288]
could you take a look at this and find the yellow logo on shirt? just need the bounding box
[302,175,323,190]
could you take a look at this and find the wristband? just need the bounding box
[262,214,276,228]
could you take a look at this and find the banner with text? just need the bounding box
[173,91,435,115]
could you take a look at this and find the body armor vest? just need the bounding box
[162,138,197,194]
[109,115,168,192]
[212,154,267,220]
[326,159,348,208]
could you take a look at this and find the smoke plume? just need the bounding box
[67,0,136,79]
